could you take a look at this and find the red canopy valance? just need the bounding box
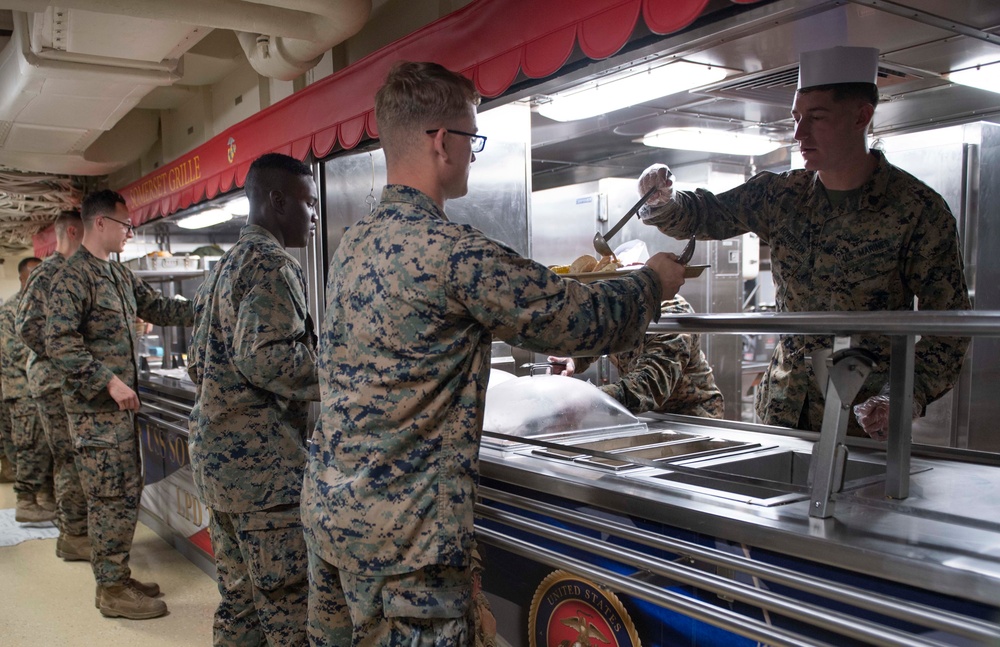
[106,0,760,228]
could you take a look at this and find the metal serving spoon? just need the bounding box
[593,185,658,258]
[677,235,697,265]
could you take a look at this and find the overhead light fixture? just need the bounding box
[637,128,784,156]
[176,208,233,230]
[536,61,729,122]
[948,61,1000,95]
[223,196,250,216]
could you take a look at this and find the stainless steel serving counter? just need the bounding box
[479,414,1000,607]
[135,372,213,574]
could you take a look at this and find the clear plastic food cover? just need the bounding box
[482,374,646,446]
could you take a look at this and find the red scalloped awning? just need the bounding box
[107,0,760,229]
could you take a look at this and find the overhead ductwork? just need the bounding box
[0,0,372,175]
[3,0,373,80]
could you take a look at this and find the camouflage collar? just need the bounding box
[74,244,115,277]
[808,149,889,214]
[239,223,281,245]
[379,184,448,222]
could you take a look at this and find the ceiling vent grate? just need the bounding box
[698,65,925,107]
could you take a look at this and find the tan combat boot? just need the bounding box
[0,457,14,483]
[97,581,167,619]
[56,533,91,561]
[37,490,57,512]
[15,492,55,523]
[95,579,161,608]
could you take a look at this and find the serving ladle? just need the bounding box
[592,185,658,258]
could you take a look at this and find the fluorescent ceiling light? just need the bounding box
[223,196,250,216]
[176,208,232,230]
[948,61,1000,95]
[638,128,783,156]
[536,61,728,122]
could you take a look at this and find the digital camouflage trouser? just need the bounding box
[36,390,88,536]
[69,410,142,587]
[208,504,309,647]
[0,398,15,471]
[306,547,482,647]
[10,398,52,497]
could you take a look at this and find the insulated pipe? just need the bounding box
[235,0,371,80]
[2,0,373,78]
[11,11,181,85]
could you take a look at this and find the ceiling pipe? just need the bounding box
[0,1,373,59]
[8,11,180,88]
[235,0,372,80]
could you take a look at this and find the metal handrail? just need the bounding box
[477,506,955,647]
[478,486,1000,643]
[646,310,1000,337]
[476,527,834,647]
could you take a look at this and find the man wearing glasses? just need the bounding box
[45,189,193,620]
[302,61,686,645]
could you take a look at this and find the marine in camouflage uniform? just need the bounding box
[303,186,671,644]
[641,149,970,433]
[18,243,91,555]
[1,288,53,508]
[188,154,319,647]
[303,62,684,646]
[46,244,193,597]
[570,296,724,418]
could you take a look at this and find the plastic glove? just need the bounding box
[852,384,920,442]
[546,356,575,376]
[637,163,675,214]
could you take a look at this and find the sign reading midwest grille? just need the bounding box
[125,155,202,208]
[530,570,641,647]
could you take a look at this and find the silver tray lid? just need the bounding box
[482,374,645,446]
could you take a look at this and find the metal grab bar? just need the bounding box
[647,310,1000,337]
[476,526,835,647]
[137,408,191,436]
[140,392,193,415]
[478,486,1000,643]
[477,505,954,647]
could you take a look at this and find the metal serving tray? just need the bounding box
[531,430,703,460]
[645,449,929,507]
[575,438,757,471]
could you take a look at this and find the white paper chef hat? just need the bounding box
[798,46,879,89]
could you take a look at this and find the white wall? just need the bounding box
[0,249,41,302]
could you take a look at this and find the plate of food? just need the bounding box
[564,269,637,283]
[551,254,711,282]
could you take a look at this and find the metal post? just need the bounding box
[885,334,915,499]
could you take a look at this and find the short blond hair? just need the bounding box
[375,61,480,159]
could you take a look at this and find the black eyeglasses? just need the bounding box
[102,214,135,233]
[425,128,487,153]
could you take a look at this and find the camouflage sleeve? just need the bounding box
[0,306,17,373]
[446,231,661,357]
[130,271,195,327]
[599,332,692,414]
[641,172,778,242]
[904,198,972,408]
[185,293,206,386]
[15,267,51,357]
[46,271,115,400]
[232,263,319,401]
